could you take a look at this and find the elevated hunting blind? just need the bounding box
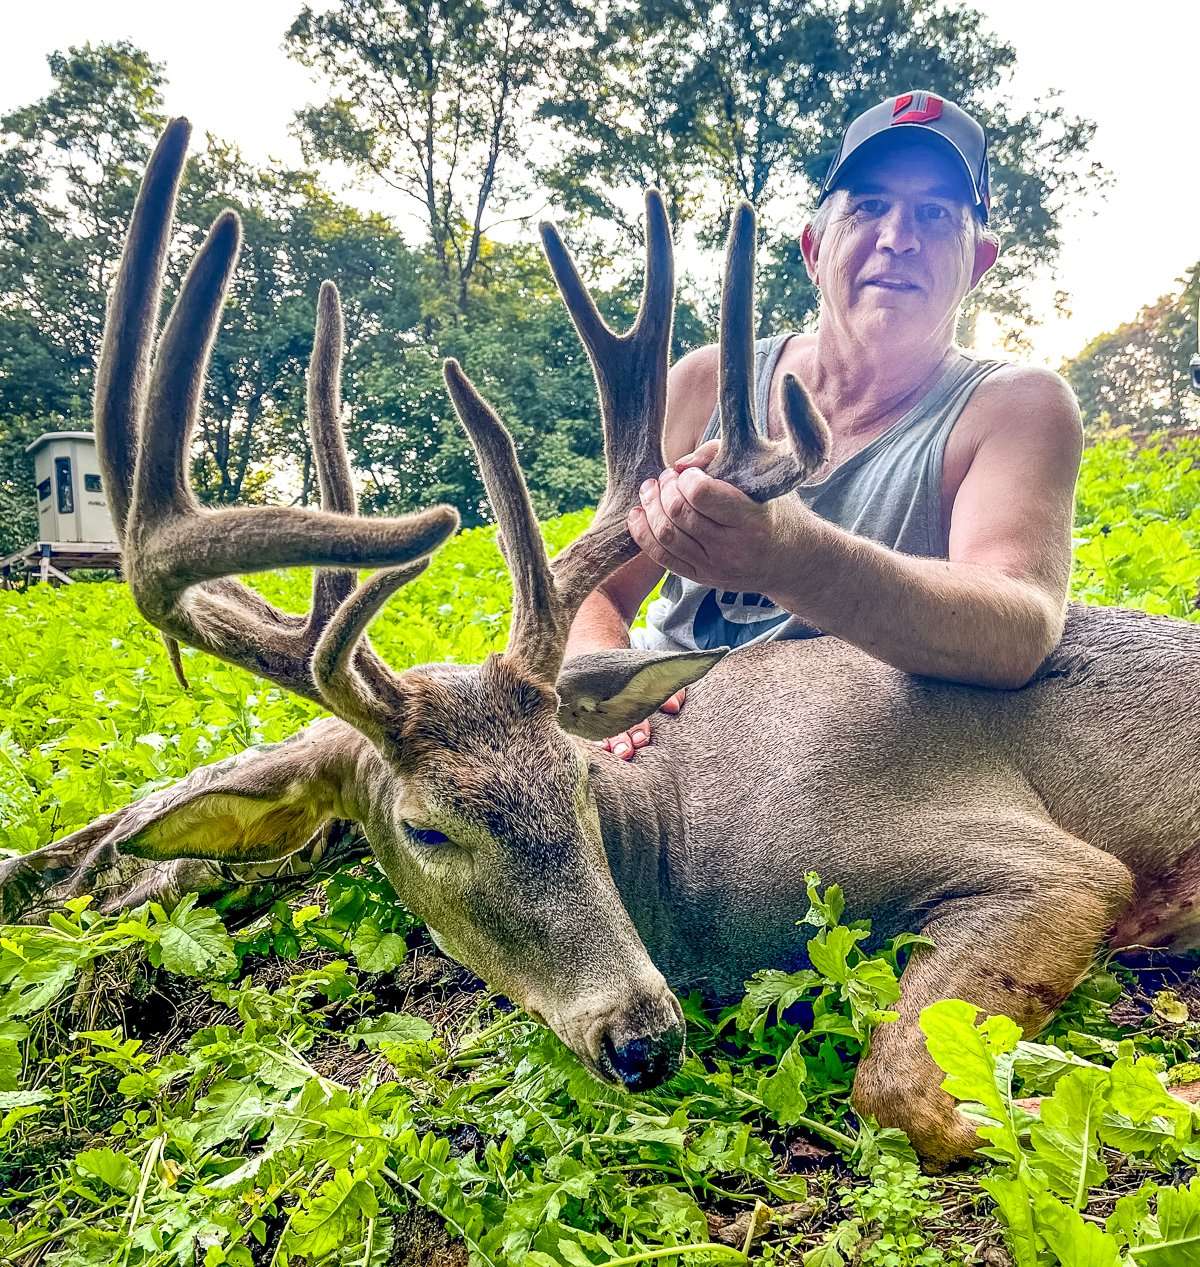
[27,432,115,544]
[0,432,120,585]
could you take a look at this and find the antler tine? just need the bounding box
[308,281,356,516]
[132,215,458,610]
[306,280,357,633]
[94,117,191,538]
[541,191,675,615]
[311,562,428,742]
[715,202,757,471]
[443,359,563,680]
[706,202,830,501]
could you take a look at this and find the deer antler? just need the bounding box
[442,193,827,686]
[442,192,674,682]
[707,203,829,498]
[96,119,458,725]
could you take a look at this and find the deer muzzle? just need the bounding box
[550,973,686,1092]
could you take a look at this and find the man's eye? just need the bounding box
[921,204,949,221]
[405,825,451,848]
[855,199,886,216]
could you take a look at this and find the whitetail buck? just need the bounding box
[4,120,1200,1166]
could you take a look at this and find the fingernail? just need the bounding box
[640,479,655,495]
[613,742,629,756]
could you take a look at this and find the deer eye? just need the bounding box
[405,825,451,848]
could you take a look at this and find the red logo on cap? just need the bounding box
[892,93,943,125]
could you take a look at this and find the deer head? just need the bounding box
[91,120,827,1091]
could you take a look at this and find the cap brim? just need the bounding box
[820,128,988,221]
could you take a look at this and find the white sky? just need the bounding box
[3,0,1199,367]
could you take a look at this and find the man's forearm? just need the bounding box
[770,520,1064,689]
[564,586,633,660]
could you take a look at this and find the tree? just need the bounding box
[286,0,584,312]
[0,43,430,546]
[538,0,1104,338]
[1063,264,1200,434]
[0,42,164,426]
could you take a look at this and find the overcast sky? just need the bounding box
[3,1,1198,367]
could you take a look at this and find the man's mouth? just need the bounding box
[864,278,921,292]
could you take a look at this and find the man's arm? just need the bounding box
[631,367,1083,690]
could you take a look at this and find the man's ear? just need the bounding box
[970,230,999,289]
[99,719,372,864]
[556,648,727,740]
[801,223,820,285]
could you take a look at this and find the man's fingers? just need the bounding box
[672,437,720,472]
[638,477,709,563]
[658,686,686,714]
[659,470,723,543]
[606,721,651,760]
[629,505,699,578]
[674,465,755,528]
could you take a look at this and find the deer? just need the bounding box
[4,118,1200,1168]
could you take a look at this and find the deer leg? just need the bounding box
[850,825,1132,1167]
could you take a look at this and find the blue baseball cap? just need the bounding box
[817,91,991,223]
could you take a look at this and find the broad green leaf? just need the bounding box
[193,1079,270,1148]
[1034,1192,1121,1267]
[1029,1066,1110,1208]
[345,1011,434,1049]
[0,1088,49,1108]
[735,967,818,1035]
[153,895,236,978]
[807,926,867,985]
[919,999,1022,1160]
[759,1034,808,1125]
[1012,1040,1098,1094]
[1129,1178,1200,1266]
[350,920,409,973]
[286,1168,378,1258]
[982,1174,1042,1267]
[1109,1058,1192,1128]
[802,874,845,929]
[74,1147,140,1195]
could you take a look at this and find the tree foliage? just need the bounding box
[538,0,1104,336]
[1063,264,1200,434]
[0,6,1115,556]
[286,0,583,311]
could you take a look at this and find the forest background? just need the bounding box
[2,0,1198,561]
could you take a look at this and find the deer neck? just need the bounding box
[584,750,689,957]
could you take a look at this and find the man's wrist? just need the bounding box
[763,505,849,621]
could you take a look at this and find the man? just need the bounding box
[563,91,1084,759]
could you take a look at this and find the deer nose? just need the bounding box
[600,1021,685,1091]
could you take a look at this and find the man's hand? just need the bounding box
[628,440,826,599]
[600,688,687,760]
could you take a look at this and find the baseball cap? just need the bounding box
[816,91,991,223]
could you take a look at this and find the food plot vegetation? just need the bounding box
[2,436,1200,1267]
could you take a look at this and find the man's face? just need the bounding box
[802,137,997,350]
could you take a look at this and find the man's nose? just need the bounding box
[876,206,919,255]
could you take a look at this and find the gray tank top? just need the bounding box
[639,335,1005,652]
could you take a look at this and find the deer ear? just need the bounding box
[555,647,726,739]
[101,719,370,864]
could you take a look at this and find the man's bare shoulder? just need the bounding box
[954,362,1083,463]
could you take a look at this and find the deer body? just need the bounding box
[593,601,1200,1001]
[7,119,1198,1168]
